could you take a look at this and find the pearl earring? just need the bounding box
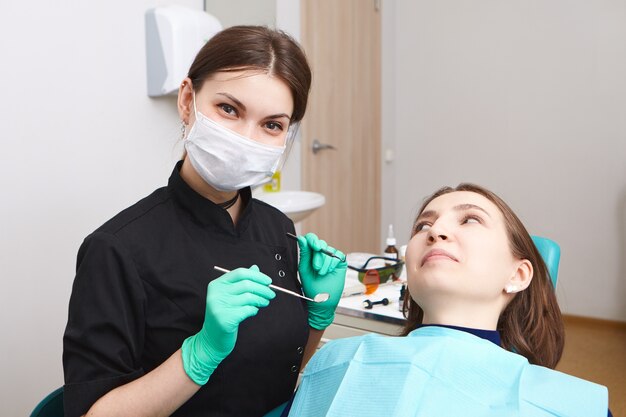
[505,284,518,294]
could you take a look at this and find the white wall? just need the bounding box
[382,0,626,322]
[0,0,202,414]
[275,0,302,192]
[0,1,300,414]
[205,0,276,28]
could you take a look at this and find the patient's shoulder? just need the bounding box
[519,364,608,416]
[305,334,386,374]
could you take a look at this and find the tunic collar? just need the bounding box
[167,161,253,234]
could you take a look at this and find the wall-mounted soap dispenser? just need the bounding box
[145,5,222,97]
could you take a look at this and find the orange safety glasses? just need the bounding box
[348,256,404,295]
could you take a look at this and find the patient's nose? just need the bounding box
[428,233,448,242]
[427,222,449,242]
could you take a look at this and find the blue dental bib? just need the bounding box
[289,326,607,417]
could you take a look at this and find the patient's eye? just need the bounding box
[461,214,481,225]
[414,221,431,232]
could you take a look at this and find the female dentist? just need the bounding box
[63,25,346,417]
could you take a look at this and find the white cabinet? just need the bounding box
[320,283,407,348]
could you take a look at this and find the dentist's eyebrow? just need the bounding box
[454,203,491,217]
[217,92,246,112]
[265,113,291,121]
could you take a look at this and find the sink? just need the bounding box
[254,191,325,223]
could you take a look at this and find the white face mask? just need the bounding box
[184,95,287,192]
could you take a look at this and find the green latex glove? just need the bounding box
[297,233,347,330]
[181,265,275,385]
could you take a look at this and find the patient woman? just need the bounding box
[286,183,610,417]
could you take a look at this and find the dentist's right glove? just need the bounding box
[297,233,347,330]
[181,265,275,385]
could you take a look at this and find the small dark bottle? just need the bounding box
[384,224,399,281]
[398,284,406,312]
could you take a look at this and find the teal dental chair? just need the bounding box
[531,235,560,288]
[30,386,63,417]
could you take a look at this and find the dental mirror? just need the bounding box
[312,292,330,302]
[213,266,330,303]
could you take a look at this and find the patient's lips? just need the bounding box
[421,248,458,266]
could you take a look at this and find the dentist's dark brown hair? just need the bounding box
[187,25,311,122]
[400,183,564,369]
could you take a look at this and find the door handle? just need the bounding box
[312,139,338,154]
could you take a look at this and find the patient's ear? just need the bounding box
[504,259,533,294]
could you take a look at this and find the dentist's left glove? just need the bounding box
[181,265,275,385]
[297,233,347,330]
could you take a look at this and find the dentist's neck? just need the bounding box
[180,157,243,222]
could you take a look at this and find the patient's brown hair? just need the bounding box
[401,183,564,369]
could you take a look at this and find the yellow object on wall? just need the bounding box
[263,171,281,192]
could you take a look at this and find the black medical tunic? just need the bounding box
[63,162,309,417]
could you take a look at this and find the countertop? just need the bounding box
[337,269,407,326]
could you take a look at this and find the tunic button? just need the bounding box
[278,270,286,277]
[275,253,282,261]
[291,365,299,373]
[297,346,304,354]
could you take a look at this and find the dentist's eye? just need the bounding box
[414,222,431,232]
[265,121,284,132]
[218,103,238,116]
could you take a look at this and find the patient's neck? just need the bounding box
[421,306,500,331]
